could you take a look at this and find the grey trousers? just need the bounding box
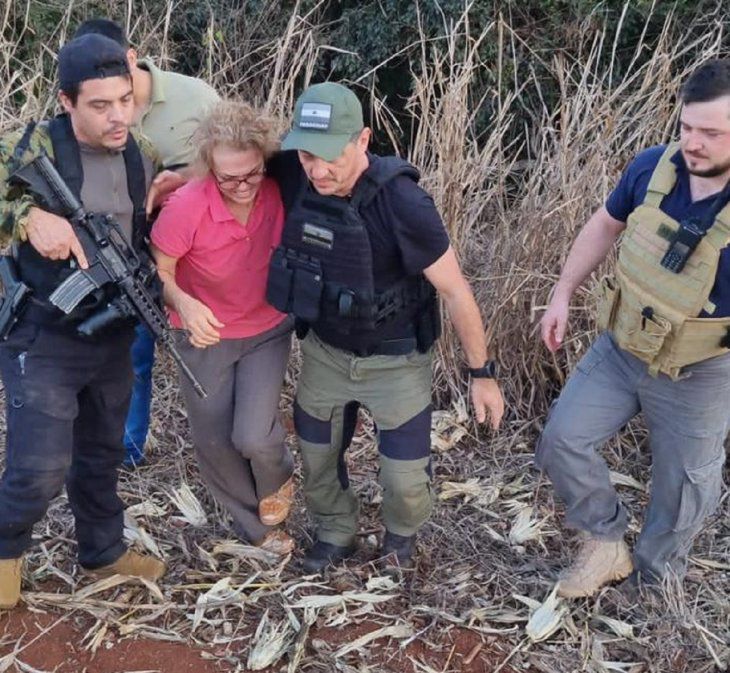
[536,332,730,580]
[178,319,294,544]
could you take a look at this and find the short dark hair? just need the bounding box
[62,82,81,105]
[73,18,129,49]
[681,59,730,105]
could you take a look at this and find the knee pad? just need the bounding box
[379,406,431,461]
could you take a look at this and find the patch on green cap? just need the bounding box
[282,82,364,161]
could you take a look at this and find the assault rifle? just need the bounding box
[9,154,207,398]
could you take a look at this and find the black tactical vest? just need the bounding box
[13,114,147,308]
[266,156,439,354]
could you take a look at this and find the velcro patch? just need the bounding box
[302,223,334,250]
[299,103,332,130]
[656,223,676,242]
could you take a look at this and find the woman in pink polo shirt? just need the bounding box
[151,101,294,555]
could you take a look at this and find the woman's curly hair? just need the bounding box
[193,100,282,173]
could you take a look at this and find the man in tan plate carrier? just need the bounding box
[538,59,730,598]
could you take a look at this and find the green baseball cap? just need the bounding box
[282,82,364,161]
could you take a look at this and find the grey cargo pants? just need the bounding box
[178,320,294,544]
[536,332,730,580]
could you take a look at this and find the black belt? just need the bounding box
[21,298,131,338]
[350,337,417,357]
[22,298,67,326]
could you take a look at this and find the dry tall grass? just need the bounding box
[1,2,729,672]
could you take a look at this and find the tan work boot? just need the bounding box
[256,529,295,556]
[258,476,295,526]
[0,558,22,609]
[85,550,166,582]
[557,536,633,598]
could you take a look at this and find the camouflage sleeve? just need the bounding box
[0,124,53,244]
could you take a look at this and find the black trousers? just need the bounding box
[0,320,134,568]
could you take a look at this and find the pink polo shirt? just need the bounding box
[151,175,286,338]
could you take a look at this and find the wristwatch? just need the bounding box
[467,360,498,379]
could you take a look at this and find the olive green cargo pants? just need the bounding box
[294,332,434,546]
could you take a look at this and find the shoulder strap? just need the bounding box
[643,143,679,208]
[351,156,420,211]
[703,181,730,249]
[122,134,149,247]
[11,121,38,171]
[48,114,84,200]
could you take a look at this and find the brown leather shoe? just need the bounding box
[0,558,22,609]
[257,529,295,556]
[85,550,166,582]
[258,477,295,526]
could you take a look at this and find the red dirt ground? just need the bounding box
[1,606,517,672]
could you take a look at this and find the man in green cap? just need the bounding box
[266,82,505,572]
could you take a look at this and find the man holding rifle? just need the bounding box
[0,34,167,609]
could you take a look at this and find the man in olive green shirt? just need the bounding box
[74,19,220,465]
[75,19,219,170]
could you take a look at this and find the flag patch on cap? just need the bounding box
[299,103,332,130]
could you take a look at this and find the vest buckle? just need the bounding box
[721,327,730,349]
[338,289,356,318]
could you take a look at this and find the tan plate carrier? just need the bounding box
[598,143,730,379]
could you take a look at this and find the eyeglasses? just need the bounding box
[213,165,266,190]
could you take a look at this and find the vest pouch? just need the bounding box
[664,316,730,371]
[626,308,671,361]
[596,277,620,332]
[266,247,294,313]
[415,297,441,353]
[292,266,323,322]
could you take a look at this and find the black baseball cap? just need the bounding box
[58,33,130,92]
[73,18,129,49]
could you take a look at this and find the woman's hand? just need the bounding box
[146,170,188,215]
[176,294,225,348]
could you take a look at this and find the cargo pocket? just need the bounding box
[575,336,609,375]
[0,321,41,356]
[626,310,671,360]
[672,453,724,532]
[596,277,620,331]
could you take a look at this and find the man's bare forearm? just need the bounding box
[443,286,488,368]
[424,246,490,368]
[553,206,626,302]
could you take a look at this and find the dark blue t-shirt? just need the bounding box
[605,145,730,318]
[266,150,450,343]
[267,150,450,290]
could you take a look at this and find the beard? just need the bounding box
[102,124,129,149]
[683,152,730,178]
